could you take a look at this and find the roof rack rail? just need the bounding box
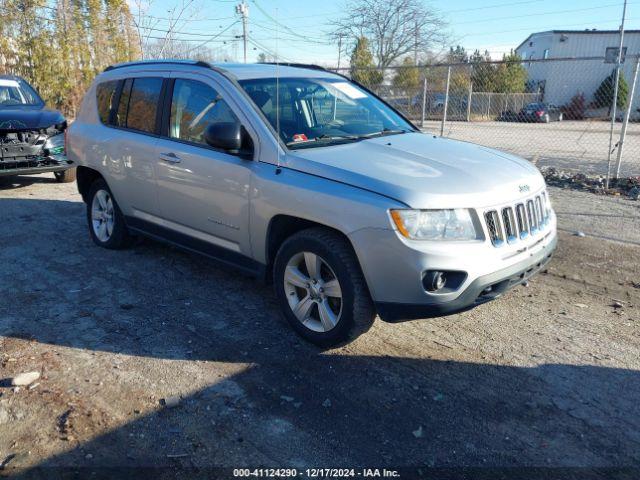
[103,60,212,73]
[258,62,330,72]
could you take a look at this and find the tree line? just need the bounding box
[0,0,139,116]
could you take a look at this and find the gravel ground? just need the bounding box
[0,174,639,477]
[421,120,640,177]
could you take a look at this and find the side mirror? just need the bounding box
[204,122,243,153]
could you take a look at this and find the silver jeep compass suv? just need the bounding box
[67,60,557,346]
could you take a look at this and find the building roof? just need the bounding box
[516,29,640,52]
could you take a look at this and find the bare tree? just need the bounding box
[332,0,447,68]
[131,0,162,59]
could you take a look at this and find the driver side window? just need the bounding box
[169,79,238,146]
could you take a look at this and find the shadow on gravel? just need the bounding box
[0,174,57,190]
[1,198,639,477]
[10,356,640,478]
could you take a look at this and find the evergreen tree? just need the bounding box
[350,37,383,90]
[392,57,420,92]
[594,69,629,113]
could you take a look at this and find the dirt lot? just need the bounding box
[1,174,639,477]
[422,120,640,177]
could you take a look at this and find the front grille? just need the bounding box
[484,191,550,247]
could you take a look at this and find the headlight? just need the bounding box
[390,209,477,240]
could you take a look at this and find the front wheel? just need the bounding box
[86,179,132,249]
[273,228,375,346]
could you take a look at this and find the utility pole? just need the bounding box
[336,33,344,70]
[236,0,249,63]
[414,18,418,65]
[606,0,627,189]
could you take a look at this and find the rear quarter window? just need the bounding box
[96,80,119,124]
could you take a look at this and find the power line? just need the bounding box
[250,20,331,44]
[456,2,634,26]
[184,20,240,53]
[461,16,640,38]
[250,0,322,43]
[447,0,545,14]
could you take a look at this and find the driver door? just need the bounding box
[154,72,254,256]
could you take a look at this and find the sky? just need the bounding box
[133,0,636,65]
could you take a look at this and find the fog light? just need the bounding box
[424,271,446,292]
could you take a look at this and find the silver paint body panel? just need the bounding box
[67,62,557,307]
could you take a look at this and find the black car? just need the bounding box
[0,75,74,182]
[518,102,563,123]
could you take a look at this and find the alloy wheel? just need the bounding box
[91,189,115,242]
[283,251,343,332]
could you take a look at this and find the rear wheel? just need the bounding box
[86,179,131,249]
[273,228,375,346]
[54,168,76,183]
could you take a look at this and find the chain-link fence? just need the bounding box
[332,56,640,179]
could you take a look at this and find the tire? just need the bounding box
[86,178,132,249]
[273,227,376,346]
[54,168,77,183]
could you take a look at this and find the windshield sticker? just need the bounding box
[332,82,367,99]
[292,133,308,142]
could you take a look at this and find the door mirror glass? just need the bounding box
[204,122,243,152]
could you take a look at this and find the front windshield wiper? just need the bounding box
[286,134,360,148]
[357,128,410,139]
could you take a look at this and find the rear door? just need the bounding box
[105,74,167,220]
[153,72,256,257]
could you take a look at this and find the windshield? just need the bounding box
[239,77,414,149]
[0,78,44,107]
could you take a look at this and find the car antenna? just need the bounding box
[275,7,282,175]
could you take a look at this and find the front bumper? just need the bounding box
[376,234,556,321]
[349,213,557,322]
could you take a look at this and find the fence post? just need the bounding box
[440,65,451,137]
[421,77,427,128]
[466,77,472,122]
[487,93,491,119]
[614,55,640,179]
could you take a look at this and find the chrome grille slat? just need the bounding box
[484,191,550,247]
[516,203,528,239]
[484,210,504,246]
[526,199,537,233]
[501,207,517,242]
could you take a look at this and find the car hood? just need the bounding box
[285,132,546,209]
[0,107,65,131]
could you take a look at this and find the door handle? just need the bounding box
[159,152,181,164]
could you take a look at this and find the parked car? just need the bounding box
[0,75,74,181]
[67,61,557,346]
[518,102,563,123]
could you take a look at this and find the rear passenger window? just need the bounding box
[115,77,163,134]
[96,80,118,124]
[125,78,163,133]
